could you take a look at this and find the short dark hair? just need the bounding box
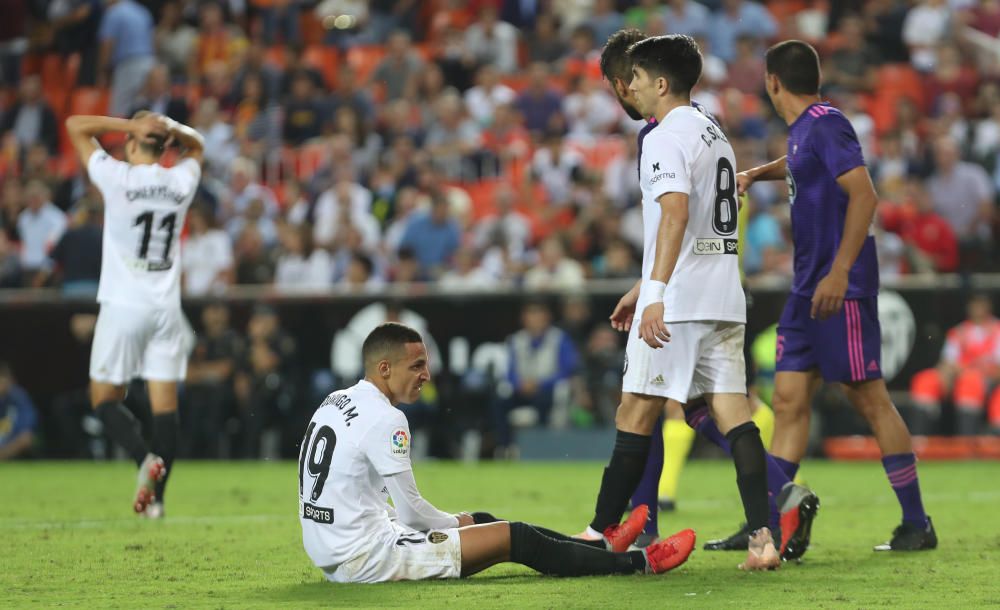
[600,28,645,83]
[130,110,168,157]
[362,322,423,369]
[626,35,702,97]
[765,40,821,95]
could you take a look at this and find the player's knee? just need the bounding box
[615,398,661,434]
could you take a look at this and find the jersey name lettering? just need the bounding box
[126,185,188,204]
[321,393,359,427]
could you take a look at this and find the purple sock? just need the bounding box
[882,453,928,527]
[773,456,799,482]
[686,403,792,530]
[631,415,664,536]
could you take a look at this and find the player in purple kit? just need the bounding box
[737,40,936,551]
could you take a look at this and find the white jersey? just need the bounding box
[87,151,201,309]
[299,380,413,570]
[638,105,745,323]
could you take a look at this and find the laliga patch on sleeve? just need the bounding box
[390,429,409,456]
[428,531,449,544]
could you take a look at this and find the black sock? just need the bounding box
[530,525,607,549]
[590,430,651,532]
[95,401,149,465]
[152,412,178,504]
[726,421,769,532]
[509,522,646,576]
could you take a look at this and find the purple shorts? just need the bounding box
[775,294,882,383]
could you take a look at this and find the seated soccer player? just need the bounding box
[298,322,696,583]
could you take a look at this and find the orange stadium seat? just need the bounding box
[69,87,110,117]
[303,45,339,89]
[345,45,386,85]
[294,141,328,179]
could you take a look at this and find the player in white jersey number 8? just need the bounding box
[66,111,204,518]
[298,323,698,583]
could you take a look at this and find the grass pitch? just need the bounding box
[2,459,998,609]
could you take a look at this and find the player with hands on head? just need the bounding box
[65,109,204,518]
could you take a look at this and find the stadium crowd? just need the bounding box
[1,0,1000,458]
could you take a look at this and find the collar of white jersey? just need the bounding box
[355,379,393,406]
[655,104,699,128]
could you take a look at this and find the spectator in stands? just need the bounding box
[663,0,712,38]
[232,72,279,158]
[531,127,584,206]
[233,226,276,285]
[491,300,579,456]
[183,301,244,458]
[155,0,198,81]
[399,190,460,279]
[434,24,478,91]
[0,232,20,288]
[223,157,279,221]
[0,75,58,156]
[234,304,298,458]
[98,0,155,117]
[910,294,1000,435]
[973,101,1000,166]
[190,1,248,83]
[255,0,300,45]
[563,75,620,142]
[623,0,667,34]
[383,186,419,253]
[481,103,531,175]
[332,105,382,176]
[192,98,238,181]
[964,0,1000,37]
[313,170,380,250]
[823,14,879,95]
[464,4,519,74]
[280,44,325,97]
[744,199,790,277]
[0,179,22,242]
[584,0,624,47]
[473,183,532,262]
[525,12,567,64]
[516,62,565,135]
[464,64,517,128]
[595,238,639,279]
[439,245,496,291]
[0,0,27,87]
[338,251,382,292]
[327,64,372,124]
[898,179,959,273]
[130,63,190,124]
[709,0,777,63]
[926,135,995,265]
[274,223,334,293]
[389,247,422,283]
[44,0,102,86]
[45,198,102,295]
[872,131,911,192]
[0,362,36,459]
[725,35,765,96]
[603,133,641,208]
[372,30,425,102]
[424,93,483,180]
[183,204,234,296]
[523,235,585,290]
[925,44,980,116]
[282,71,325,146]
[17,180,66,285]
[232,40,282,105]
[561,25,599,81]
[902,0,953,72]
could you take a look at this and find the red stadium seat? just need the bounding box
[303,45,339,90]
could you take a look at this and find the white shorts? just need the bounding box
[325,527,463,583]
[89,302,194,385]
[622,320,747,403]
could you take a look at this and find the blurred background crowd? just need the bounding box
[1,0,1000,459]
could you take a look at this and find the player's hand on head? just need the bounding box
[131,113,169,144]
[638,303,670,348]
[810,270,848,320]
[736,171,753,196]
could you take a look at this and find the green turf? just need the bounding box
[1,460,998,609]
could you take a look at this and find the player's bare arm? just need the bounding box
[610,279,641,332]
[163,117,206,164]
[65,114,168,167]
[638,192,689,349]
[736,156,787,195]
[810,165,879,321]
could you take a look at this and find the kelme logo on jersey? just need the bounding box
[391,429,409,455]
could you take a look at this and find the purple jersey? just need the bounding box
[786,102,878,298]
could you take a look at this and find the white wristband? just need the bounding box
[639,280,667,303]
